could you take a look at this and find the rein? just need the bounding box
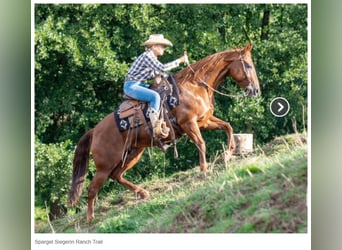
[184,53,245,99]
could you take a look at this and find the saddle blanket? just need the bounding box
[114,105,150,132]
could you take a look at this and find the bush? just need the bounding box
[35,138,75,218]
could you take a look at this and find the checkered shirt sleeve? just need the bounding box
[126,50,179,82]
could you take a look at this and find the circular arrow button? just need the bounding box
[270,97,290,117]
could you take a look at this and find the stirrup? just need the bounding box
[160,121,170,138]
[154,120,170,139]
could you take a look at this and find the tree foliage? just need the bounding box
[34,4,308,211]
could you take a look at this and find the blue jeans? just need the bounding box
[124,81,161,111]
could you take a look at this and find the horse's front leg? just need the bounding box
[181,120,207,173]
[202,115,235,160]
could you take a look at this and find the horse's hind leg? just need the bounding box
[110,148,150,199]
[87,169,112,222]
[87,148,121,222]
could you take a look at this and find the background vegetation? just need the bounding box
[34,4,308,221]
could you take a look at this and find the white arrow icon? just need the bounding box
[277,102,284,112]
[270,97,290,117]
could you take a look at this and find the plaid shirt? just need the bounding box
[125,49,180,82]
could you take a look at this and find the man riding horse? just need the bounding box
[123,34,187,138]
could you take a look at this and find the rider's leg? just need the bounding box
[124,81,161,110]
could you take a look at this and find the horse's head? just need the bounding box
[228,43,260,97]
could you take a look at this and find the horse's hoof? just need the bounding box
[223,150,232,162]
[198,168,208,179]
[87,213,94,223]
[138,190,150,199]
[200,166,207,172]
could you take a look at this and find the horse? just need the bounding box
[68,43,260,222]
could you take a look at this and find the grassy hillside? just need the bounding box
[35,133,308,233]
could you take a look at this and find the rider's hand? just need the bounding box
[178,53,189,65]
[178,56,186,64]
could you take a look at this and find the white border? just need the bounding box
[32,234,309,250]
[31,1,311,250]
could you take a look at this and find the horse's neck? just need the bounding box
[209,63,231,90]
[196,57,233,90]
[190,51,237,88]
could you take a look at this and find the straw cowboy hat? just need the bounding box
[143,34,173,47]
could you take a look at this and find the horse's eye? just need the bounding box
[245,62,253,69]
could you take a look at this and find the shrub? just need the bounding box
[35,138,75,218]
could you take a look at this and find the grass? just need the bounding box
[35,133,308,233]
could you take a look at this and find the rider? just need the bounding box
[124,34,187,137]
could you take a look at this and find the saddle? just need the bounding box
[118,99,147,129]
[114,75,183,158]
[116,75,179,129]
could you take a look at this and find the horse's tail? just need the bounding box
[68,129,93,206]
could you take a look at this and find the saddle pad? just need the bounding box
[114,105,150,132]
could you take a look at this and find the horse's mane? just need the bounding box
[174,48,242,85]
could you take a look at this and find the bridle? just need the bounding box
[239,50,256,97]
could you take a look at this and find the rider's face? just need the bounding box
[151,44,165,57]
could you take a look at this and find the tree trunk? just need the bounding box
[261,8,270,40]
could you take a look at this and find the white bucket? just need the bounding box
[233,133,253,155]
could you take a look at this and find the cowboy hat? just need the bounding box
[143,34,173,47]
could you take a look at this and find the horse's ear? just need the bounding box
[244,42,252,52]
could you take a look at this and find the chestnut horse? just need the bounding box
[69,43,260,221]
